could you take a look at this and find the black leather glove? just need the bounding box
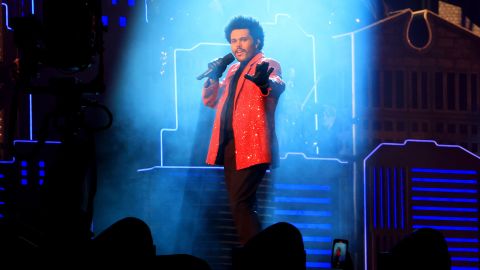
[207,58,228,80]
[244,61,274,87]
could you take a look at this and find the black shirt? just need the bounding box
[215,62,247,164]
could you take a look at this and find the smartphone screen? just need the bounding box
[331,239,349,269]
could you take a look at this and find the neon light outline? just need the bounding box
[363,139,480,270]
[154,16,344,170]
[1,3,12,30]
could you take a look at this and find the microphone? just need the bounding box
[196,53,235,80]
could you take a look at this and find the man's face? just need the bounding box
[230,29,259,63]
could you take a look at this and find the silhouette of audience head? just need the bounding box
[233,222,306,270]
[388,228,451,270]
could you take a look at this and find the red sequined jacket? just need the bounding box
[202,52,285,170]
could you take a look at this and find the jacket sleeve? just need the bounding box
[202,79,225,108]
[261,59,285,98]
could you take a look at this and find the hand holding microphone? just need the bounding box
[197,53,235,80]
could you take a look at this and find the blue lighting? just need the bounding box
[39,179,44,186]
[306,262,331,268]
[21,179,27,186]
[29,94,33,140]
[21,161,27,167]
[411,168,477,175]
[413,225,478,231]
[119,16,127,27]
[112,0,117,5]
[412,196,477,203]
[400,168,405,229]
[1,3,12,30]
[373,167,377,229]
[292,223,332,230]
[274,197,331,204]
[305,249,331,255]
[274,184,330,191]
[451,267,480,270]
[21,170,27,176]
[449,247,479,252]
[380,168,383,228]
[0,213,3,219]
[446,238,479,243]
[412,206,477,212]
[303,236,332,242]
[102,15,108,26]
[413,216,478,222]
[412,187,477,193]
[128,0,135,6]
[0,187,5,191]
[38,161,45,167]
[274,210,332,216]
[412,177,477,184]
[393,168,397,229]
[452,257,480,262]
[39,170,45,177]
[0,201,4,205]
[0,174,4,178]
[387,168,390,228]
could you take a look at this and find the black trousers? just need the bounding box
[223,138,268,245]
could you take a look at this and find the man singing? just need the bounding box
[201,16,285,245]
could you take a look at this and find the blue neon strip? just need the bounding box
[400,168,405,229]
[305,249,331,255]
[275,184,330,191]
[413,225,478,231]
[274,210,332,216]
[274,197,331,204]
[411,168,477,174]
[119,16,127,27]
[373,167,377,229]
[449,247,479,252]
[144,0,148,23]
[393,168,397,229]
[451,257,480,262]
[0,201,5,205]
[446,238,479,243]
[101,15,108,26]
[412,187,477,193]
[412,177,477,184]
[303,236,331,242]
[387,168,391,228]
[380,168,383,228]
[412,196,477,203]
[29,94,32,140]
[412,206,477,212]
[306,262,331,268]
[14,140,61,144]
[451,267,480,270]
[413,216,478,222]
[292,223,332,230]
[1,3,13,30]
